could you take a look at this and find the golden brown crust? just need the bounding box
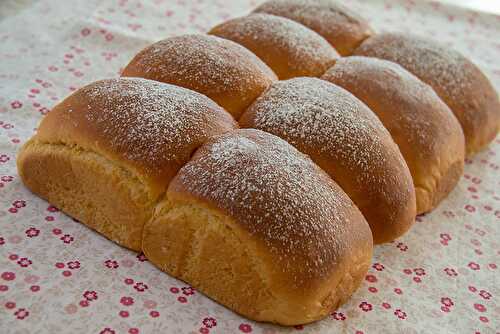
[354,33,500,156]
[17,78,237,250]
[143,129,373,325]
[209,13,339,79]
[240,78,416,243]
[121,34,278,119]
[322,56,465,213]
[253,0,374,56]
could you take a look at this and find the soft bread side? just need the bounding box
[143,129,373,325]
[17,78,237,250]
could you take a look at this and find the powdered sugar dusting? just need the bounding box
[129,34,276,94]
[175,129,363,284]
[211,13,338,78]
[355,33,471,102]
[78,78,233,170]
[244,77,388,175]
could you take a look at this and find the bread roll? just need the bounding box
[322,56,465,213]
[17,78,237,251]
[142,129,373,325]
[354,33,500,155]
[209,13,339,79]
[239,78,416,243]
[253,0,374,56]
[121,34,278,119]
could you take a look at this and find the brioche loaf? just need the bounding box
[254,0,374,56]
[143,129,373,325]
[323,56,466,213]
[17,78,237,250]
[355,32,500,155]
[121,34,277,119]
[239,77,416,243]
[209,13,339,79]
[16,0,500,327]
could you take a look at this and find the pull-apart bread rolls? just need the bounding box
[355,33,500,155]
[209,13,339,79]
[239,78,416,243]
[17,78,237,251]
[254,0,374,56]
[121,34,277,119]
[323,57,465,213]
[142,129,373,325]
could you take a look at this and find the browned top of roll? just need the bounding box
[254,0,374,56]
[35,78,237,198]
[168,129,373,289]
[240,77,416,243]
[121,34,278,119]
[209,13,339,79]
[354,32,500,155]
[322,56,465,213]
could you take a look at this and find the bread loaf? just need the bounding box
[254,0,374,56]
[239,77,416,243]
[355,33,500,155]
[142,129,373,325]
[322,56,466,213]
[17,78,237,250]
[209,13,339,79]
[121,34,277,119]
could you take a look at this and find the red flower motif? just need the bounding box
[12,200,26,208]
[239,324,252,333]
[365,274,377,283]
[469,286,477,292]
[182,286,195,295]
[150,310,159,318]
[474,303,486,312]
[468,262,480,270]
[67,261,80,269]
[441,297,454,307]
[1,272,15,281]
[14,308,29,319]
[396,242,408,251]
[11,101,23,109]
[79,300,89,307]
[0,237,4,246]
[133,282,148,292]
[1,176,13,182]
[464,204,476,212]
[394,309,407,319]
[170,287,179,294]
[60,234,74,244]
[119,310,129,318]
[479,316,489,323]
[413,268,426,276]
[177,296,187,303]
[479,290,492,300]
[52,228,62,235]
[444,268,458,276]
[25,227,40,238]
[83,290,98,301]
[105,260,119,269]
[372,263,384,271]
[120,296,134,306]
[5,301,16,309]
[0,285,8,291]
[100,328,115,334]
[331,311,346,320]
[413,276,422,283]
[47,205,59,212]
[403,268,412,275]
[136,253,147,262]
[0,155,10,163]
[368,287,378,293]
[382,302,391,309]
[394,288,403,295]
[124,278,134,285]
[128,328,139,334]
[17,257,32,267]
[203,317,217,328]
[359,301,373,312]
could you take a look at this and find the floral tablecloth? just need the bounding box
[0,0,499,333]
